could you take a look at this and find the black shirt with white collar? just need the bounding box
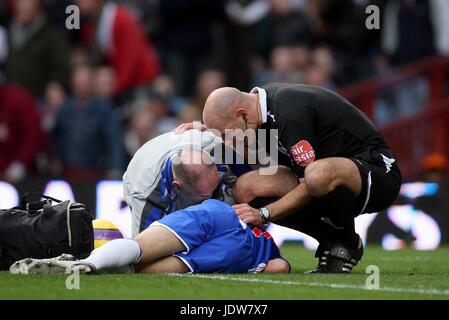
[257,83,392,177]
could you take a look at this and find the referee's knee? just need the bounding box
[233,173,255,203]
[304,161,337,197]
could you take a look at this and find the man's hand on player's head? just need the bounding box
[172,122,208,134]
[232,203,264,226]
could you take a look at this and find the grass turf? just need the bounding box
[1,244,448,300]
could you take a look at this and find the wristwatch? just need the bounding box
[258,207,271,224]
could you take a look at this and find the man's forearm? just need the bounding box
[266,183,311,221]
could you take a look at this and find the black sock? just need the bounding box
[275,201,340,245]
[314,186,359,249]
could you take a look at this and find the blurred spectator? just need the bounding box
[253,42,338,89]
[374,0,444,125]
[0,82,46,182]
[70,47,91,69]
[312,46,336,77]
[118,0,160,37]
[256,46,304,85]
[305,46,337,90]
[155,0,226,96]
[420,153,449,184]
[382,0,449,67]
[146,93,178,129]
[290,44,311,72]
[77,0,160,97]
[374,76,429,125]
[124,93,178,157]
[151,74,176,101]
[313,0,375,85]
[220,0,270,90]
[374,20,430,126]
[43,0,78,38]
[139,92,179,135]
[149,74,187,114]
[94,65,117,102]
[0,0,446,183]
[40,81,66,133]
[314,0,371,54]
[305,64,334,89]
[5,0,69,97]
[52,65,124,180]
[124,97,157,157]
[178,68,225,122]
[266,0,314,48]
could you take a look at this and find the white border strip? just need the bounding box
[174,255,194,274]
[167,273,449,296]
[359,171,372,215]
[151,221,190,253]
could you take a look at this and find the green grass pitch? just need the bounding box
[1,244,449,300]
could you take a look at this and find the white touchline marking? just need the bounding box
[379,257,430,261]
[167,273,449,296]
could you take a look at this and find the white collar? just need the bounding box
[250,87,267,123]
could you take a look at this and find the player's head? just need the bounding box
[171,147,219,203]
[203,87,261,136]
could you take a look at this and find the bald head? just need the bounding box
[204,87,242,114]
[203,87,258,133]
[171,147,219,198]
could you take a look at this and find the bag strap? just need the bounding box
[17,193,63,212]
[20,193,63,206]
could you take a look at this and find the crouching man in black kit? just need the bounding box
[198,83,402,273]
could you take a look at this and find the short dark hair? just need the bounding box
[172,147,215,189]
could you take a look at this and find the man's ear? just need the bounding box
[236,108,247,119]
[172,179,181,190]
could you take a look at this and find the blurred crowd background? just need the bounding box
[0,0,448,184]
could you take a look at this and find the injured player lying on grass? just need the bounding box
[10,199,290,275]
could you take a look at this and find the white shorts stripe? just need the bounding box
[359,171,372,215]
[150,221,190,254]
[173,255,194,274]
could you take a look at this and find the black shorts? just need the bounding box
[350,148,402,215]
